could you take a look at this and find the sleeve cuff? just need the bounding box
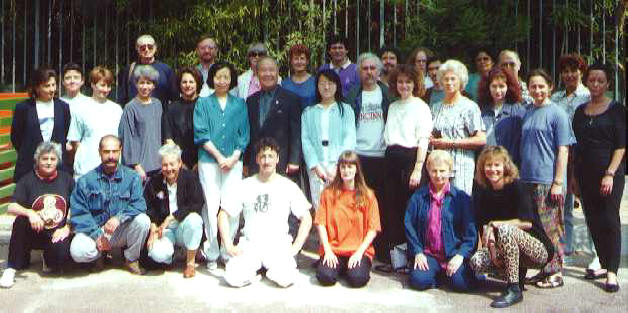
[89,228,104,240]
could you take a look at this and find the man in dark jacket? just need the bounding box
[245,57,302,178]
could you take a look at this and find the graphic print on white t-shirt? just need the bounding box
[356,87,385,157]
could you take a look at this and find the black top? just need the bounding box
[162,98,199,169]
[12,170,75,227]
[473,179,554,259]
[143,168,205,225]
[572,101,626,175]
[10,98,71,181]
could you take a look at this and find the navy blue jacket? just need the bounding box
[404,184,477,259]
[10,98,71,181]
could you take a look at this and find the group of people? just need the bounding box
[0,33,624,309]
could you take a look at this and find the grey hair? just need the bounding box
[437,59,469,90]
[256,56,278,72]
[357,52,384,74]
[158,143,182,161]
[247,42,268,55]
[33,141,62,164]
[136,34,156,47]
[426,149,454,172]
[132,65,160,85]
[498,50,521,66]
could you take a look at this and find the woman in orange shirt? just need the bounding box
[314,150,381,288]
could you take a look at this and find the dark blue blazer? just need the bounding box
[10,98,71,181]
[244,86,302,175]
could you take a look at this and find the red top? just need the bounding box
[315,188,381,259]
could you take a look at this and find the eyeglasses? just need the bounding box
[249,51,266,58]
[138,44,155,51]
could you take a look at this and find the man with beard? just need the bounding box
[344,52,391,265]
[196,36,218,97]
[378,47,402,87]
[69,135,150,275]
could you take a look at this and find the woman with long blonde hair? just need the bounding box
[314,150,381,288]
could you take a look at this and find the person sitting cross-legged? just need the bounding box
[143,143,204,278]
[69,135,150,275]
[219,137,312,288]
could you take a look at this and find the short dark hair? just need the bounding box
[327,35,349,50]
[28,66,57,98]
[426,56,442,67]
[584,62,614,84]
[527,68,553,88]
[378,46,403,60]
[478,66,522,107]
[62,63,83,78]
[255,137,280,156]
[207,62,238,89]
[558,53,587,73]
[175,66,203,95]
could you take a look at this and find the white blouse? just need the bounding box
[384,96,433,150]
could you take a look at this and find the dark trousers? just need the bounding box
[409,254,475,292]
[358,155,386,262]
[382,145,417,263]
[316,255,372,288]
[579,172,624,273]
[8,216,73,271]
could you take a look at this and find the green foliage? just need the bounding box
[399,0,528,64]
[118,0,330,76]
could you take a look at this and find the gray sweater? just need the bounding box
[119,97,163,173]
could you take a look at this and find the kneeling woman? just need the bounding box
[0,142,75,288]
[315,151,381,288]
[470,146,554,308]
[143,143,204,278]
[404,150,477,291]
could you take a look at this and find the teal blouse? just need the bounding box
[193,94,250,163]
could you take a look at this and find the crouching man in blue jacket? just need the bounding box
[69,135,150,275]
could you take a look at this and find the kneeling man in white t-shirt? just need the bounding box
[218,137,312,287]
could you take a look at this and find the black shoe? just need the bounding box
[490,284,523,308]
[604,283,620,293]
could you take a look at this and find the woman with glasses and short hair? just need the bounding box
[237,42,281,99]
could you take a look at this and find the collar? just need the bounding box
[34,169,58,182]
[429,182,451,200]
[97,164,123,181]
[315,102,338,110]
[261,86,279,97]
[330,59,352,71]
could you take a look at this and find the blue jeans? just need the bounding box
[409,254,475,292]
[562,192,574,255]
[148,213,204,264]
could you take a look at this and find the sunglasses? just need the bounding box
[138,44,155,51]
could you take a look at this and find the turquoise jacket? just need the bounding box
[193,94,250,163]
[301,102,356,170]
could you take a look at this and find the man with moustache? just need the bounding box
[219,138,312,288]
[196,35,219,97]
[378,47,402,86]
[69,135,150,275]
[244,57,302,178]
[344,52,391,264]
[318,35,360,98]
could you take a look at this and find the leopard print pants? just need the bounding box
[470,224,549,283]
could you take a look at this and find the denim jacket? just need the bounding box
[70,165,147,239]
[404,184,477,259]
[301,102,356,170]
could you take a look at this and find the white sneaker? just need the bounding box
[0,268,16,288]
[206,261,218,271]
[587,256,602,271]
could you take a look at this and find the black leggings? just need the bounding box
[8,216,73,271]
[316,255,372,288]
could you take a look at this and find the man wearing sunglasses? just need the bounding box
[117,34,176,110]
